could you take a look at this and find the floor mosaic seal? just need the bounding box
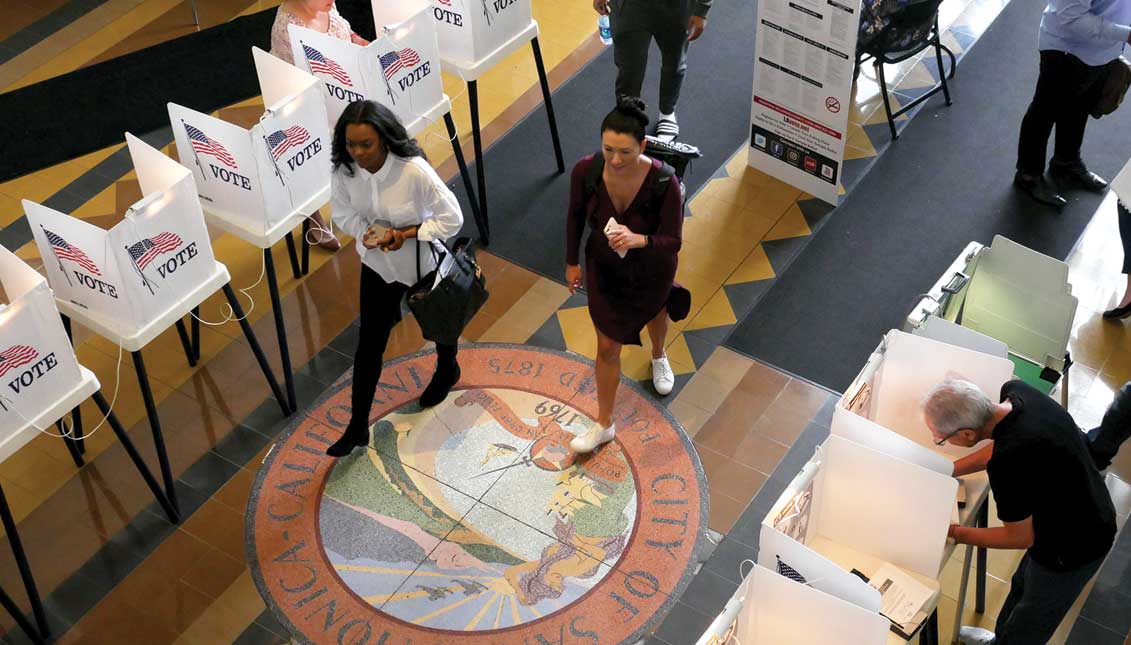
[247,344,708,645]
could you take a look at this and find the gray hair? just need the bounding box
[922,379,995,435]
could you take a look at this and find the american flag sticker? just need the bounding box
[185,123,238,169]
[379,48,422,80]
[303,44,353,87]
[127,232,183,270]
[267,126,311,161]
[0,345,38,378]
[43,228,101,275]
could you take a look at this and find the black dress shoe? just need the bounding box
[1103,302,1131,320]
[1049,160,1108,193]
[420,362,461,408]
[326,423,369,457]
[1014,172,1067,208]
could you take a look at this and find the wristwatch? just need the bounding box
[645,235,653,248]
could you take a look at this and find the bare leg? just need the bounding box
[309,211,341,251]
[645,309,670,360]
[595,327,622,429]
[1119,274,1131,308]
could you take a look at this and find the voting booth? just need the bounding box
[372,0,562,242]
[0,245,86,452]
[169,49,330,246]
[0,246,178,644]
[838,329,1016,642]
[168,48,335,412]
[287,19,487,242]
[698,564,890,645]
[759,435,956,641]
[905,236,1077,403]
[23,133,289,520]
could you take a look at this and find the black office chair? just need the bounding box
[856,0,956,141]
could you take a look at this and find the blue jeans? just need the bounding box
[993,552,1105,644]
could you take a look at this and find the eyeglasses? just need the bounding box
[934,429,962,446]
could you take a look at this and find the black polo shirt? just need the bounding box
[987,381,1116,571]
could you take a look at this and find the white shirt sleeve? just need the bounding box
[412,161,464,243]
[1051,0,1131,45]
[330,171,367,240]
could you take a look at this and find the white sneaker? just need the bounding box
[652,355,674,396]
[655,114,679,142]
[570,422,616,454]
[958,626,995,644]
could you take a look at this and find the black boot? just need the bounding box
[326,423,369,457]
[420,361,461,408]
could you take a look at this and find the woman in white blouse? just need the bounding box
[325,100,464,457]
[269,0,369,251]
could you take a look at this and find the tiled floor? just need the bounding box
[1,0,1130,644]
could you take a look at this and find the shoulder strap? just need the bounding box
[648,161,679,212]
[583,153,604,205]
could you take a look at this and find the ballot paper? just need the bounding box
[604,217,627,259]
[869,563,934,632]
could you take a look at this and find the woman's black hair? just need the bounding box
[600,96,649,143]
[331,100,426,175]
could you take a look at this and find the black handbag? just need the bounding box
[407,236,489,346]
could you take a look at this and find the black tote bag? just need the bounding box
[407,237,489,346]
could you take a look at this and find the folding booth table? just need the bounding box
[838,329,1016,644]
[0,246,177,643]
[905,236,1077,405]
[376,0,564,243]
[24,133,290,519]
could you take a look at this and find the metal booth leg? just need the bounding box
[951,543,975,644]
[91,391,179,523]
[301,219,311,276]
[58,419,84,468]
[191,306,200,362]
[59,315,85,456]
[285,231,302,280]
[0,485,49,641]
[221,284,291,415]
[131,351,181,514]
[468,80,489,244]
[0,582,45,645]
[175,319,197,368]
[264,249,297,413]
[531,36,565,174]
[444,112,487,243]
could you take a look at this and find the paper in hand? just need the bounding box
[604,217,627,259]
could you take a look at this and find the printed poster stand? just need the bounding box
[374,0,563,242]
[166,47,338,413]
[698,563,890,644]
[286,21,487,242]
[760,435,958,643]
[23,133,291,521]
[837,329,1016,644]
[0,245,178,644]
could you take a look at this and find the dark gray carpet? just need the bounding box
[450,1,756,278]
[724,0,1131,392]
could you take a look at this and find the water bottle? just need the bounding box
[598,14,613,46]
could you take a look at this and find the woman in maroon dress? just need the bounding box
[565,97,685,454]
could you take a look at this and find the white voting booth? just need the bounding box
[288,15,487,241]
[23,132,289,521]
[707,564,890,645]
[0,246,178,644]
[701,435,956,644]
[170,48,330,248]
[373,0,562,242]
[0,245,90,457]
[837,329,1016,643]
[169,48,334,411]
